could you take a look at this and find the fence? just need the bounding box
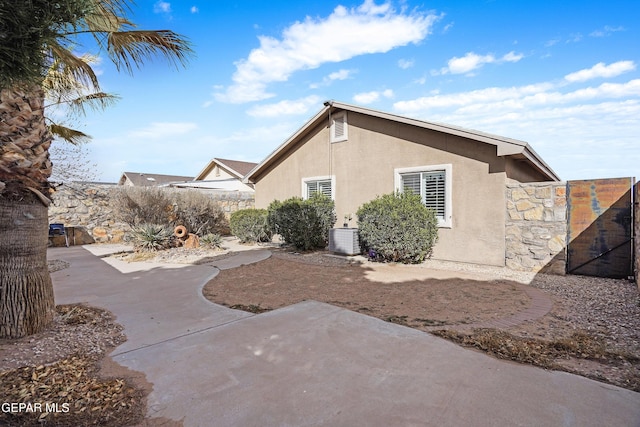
[48,182,255,243]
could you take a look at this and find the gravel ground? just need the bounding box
[419,258,640,356]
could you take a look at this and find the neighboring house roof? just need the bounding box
[195,158,259,181]
[118,172,194,187]
[246,100,560,182]
[166,178,254,192]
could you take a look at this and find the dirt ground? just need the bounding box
[4,246,636,426]
[203,249,640,391]
[204,253,531,329]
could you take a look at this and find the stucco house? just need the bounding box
[118,172,194,187]
[245,101,560,267]
[167,158,257,192]
[196,158,258,182]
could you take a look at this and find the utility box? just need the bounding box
[329,228,360,255]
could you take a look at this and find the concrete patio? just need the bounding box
[49,244,640,427]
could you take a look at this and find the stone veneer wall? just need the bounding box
[635,182,639,288]
[48,182,255,243]
[505,182,567,274]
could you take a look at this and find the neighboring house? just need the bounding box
[118,172,194,187]
[196,158,258,181]
[245,100,560,267]
[168,158,258,192]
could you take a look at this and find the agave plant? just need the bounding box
[200,233,224,249]
[130,224,174,252]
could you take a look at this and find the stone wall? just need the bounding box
[505,182,567,274]
[49,182,125,243]
[48,182,255,243]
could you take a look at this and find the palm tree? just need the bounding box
[0,0,192,338]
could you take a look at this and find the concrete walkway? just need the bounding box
[50,245,640,427]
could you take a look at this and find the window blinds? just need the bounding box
[401,170,446,219]
[307,180,332,198]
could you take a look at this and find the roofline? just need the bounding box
[196,158,258,181]
[214,158,249,179]
[245,100,560,182]
[244,105,330,183]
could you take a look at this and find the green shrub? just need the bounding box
[230,209,272,243]
[200,233,223,249]
[113,188,228,236]
[267,193,336,251]
[356,192,438,263]
[130,223,174,252]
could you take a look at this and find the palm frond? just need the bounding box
[49,123,92,145]
[107,30,193,74]
[84,1,133,33]
[47,41,101,93]
[69,92,120,115]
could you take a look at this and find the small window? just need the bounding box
[395,165,452,228]
[330,111,348,143]
[302,176,334,199]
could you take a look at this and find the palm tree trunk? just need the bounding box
[0,199,54,337]
[0,86,55,338]
[0,86,53,188]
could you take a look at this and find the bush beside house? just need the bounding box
[230,209,272,243]
[267,194,336,251]
[357,192,438,264]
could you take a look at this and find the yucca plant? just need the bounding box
[200,233,223,249]
[130,224,174,252]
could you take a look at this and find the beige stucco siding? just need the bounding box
[200,166,236,181]
[255,112,508,266]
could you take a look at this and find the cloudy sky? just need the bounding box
[61,0,639,182]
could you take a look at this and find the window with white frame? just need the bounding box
[330,111,348,143]
[302,176,334,199]
[395,165,452,228]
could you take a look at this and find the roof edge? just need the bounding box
[246,100,559,182]
[245,105,331,182]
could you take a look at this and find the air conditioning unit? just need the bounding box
[329,228,360,255]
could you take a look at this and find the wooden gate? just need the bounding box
[566,177,635,279]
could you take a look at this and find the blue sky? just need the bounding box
[59,0,639,183]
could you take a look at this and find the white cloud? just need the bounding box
[590,25,625,37]
[394,79,640,114]
[246,96,322,117]
[128,122,198,139]
[568,33,583,43]
[154,1,171,13]
[190,6,199,13]
[392,62,640,180]
[353,91,380,104]
[502,51,524,63]
[215,1,439,103]
[329,69,351,80]
[564,61,636,82]
[545,38,560,47]
[398,59,414,69]
[310,69,355,88]
[353,89,394,104]
[439,51,523,75]
[446,52,495,74]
